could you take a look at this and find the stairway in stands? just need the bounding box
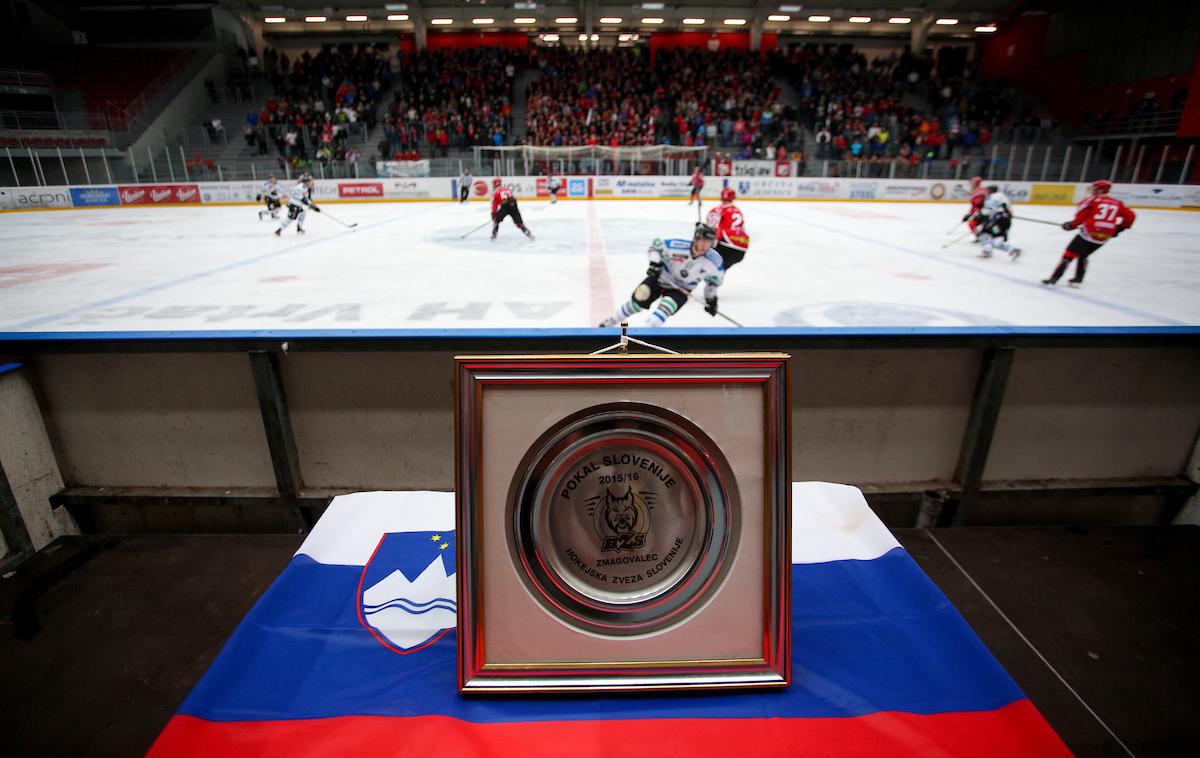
[508,68,541,143]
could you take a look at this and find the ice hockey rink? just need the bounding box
[1,198,1198,333]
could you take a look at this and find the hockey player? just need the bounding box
[547,174,563,204]
[1042,180,1135,287]
[962,176,986,240]
[687,166,705,206]
[459,169,471,203]
[490,178,534,240]
[275,176,320,236]
[705,187,751,270]
[599,223,723,328]
[975,186,1021,260]
[257,176,281,220]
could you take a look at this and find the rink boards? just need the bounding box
[4,176,1200,212]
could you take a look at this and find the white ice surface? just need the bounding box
[1,199,1197,332]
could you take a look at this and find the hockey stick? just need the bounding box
[687,292,743,327]
[1013,215,1066,227]
[315,207,358,229]
[941,230,972,249]
[460,219,491,239]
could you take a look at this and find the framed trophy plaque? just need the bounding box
[455,354,790,693]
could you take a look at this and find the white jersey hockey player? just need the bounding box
[258,177,282,220]
[547,175,563,204]
[975,186,1020,260]
[599,223,724,328]
[275,177,320,236]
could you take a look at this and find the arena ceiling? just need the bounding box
[71,0,1022,36]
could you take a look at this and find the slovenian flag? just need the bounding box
[148,485,1069,756]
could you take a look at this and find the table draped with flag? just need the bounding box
[147,483,1070,757]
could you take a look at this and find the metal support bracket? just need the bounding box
[950,347,1015,526]
[249,350,309,532]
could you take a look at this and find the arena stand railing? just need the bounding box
[2,136,1195,188]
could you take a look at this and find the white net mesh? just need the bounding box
[473,145,708,176]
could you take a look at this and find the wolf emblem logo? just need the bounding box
[589,486,652,552]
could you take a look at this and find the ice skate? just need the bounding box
[1009,247,1021,261]
[274,228,281,236]
[598,316,618,328]
[1067,280,1082,288]
[1041,278,1055,286]
[296,227,305,235]
[524,228,535,241]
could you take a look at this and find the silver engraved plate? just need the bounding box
[508,402,740,636]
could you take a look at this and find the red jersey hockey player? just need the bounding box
[687,166,704,206]
[490,178,534,241]
[705,187,751,269]
[962,176,986,237]
[1042,180,1135,287]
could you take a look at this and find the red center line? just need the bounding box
[587,202,614,326]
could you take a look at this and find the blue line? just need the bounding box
[0,204,445,332]
[757,207,1187,326]
[1,326,1197,343]
[0,361,24,375]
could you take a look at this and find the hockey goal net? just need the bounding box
[474,145,709,177]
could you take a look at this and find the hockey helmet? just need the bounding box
[492,177,503,188]
[1091,179,1112,193]
[720,187,736,203]
[970,175,983,186]
[693,222,717,241]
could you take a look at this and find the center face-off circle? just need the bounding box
[508,403,740,637]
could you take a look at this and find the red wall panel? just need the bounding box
[425,32,530,51]
[648,32,777,53]
[977,13,1197,133]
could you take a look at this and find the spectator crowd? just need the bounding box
[780,43,1049,175]
[378,48,518,160]
[244,43,390,172]
[524,47,802,159]
[216,41,1059,177]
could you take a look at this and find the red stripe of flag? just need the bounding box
[148,699,1070,757]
